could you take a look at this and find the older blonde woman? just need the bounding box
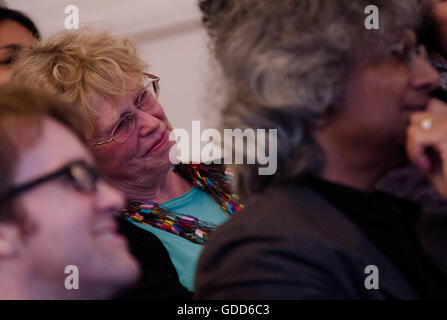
[11,29,241,295]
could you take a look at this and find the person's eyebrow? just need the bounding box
[133,88,146,106]
[0,44,21,51]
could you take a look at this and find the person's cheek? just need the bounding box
[156,109,172,130]
[24,197,91,262]
[434,4,447,31]
[0,68,12,85]
[91,144,128,177]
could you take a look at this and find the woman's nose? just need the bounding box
[410,57,440,94]
[137,109,161,137]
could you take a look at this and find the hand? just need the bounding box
[407,99,447,199]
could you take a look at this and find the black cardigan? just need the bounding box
[114,217,192,300]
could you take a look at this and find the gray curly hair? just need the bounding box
[200,0,424,196]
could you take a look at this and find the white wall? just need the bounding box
[5,0,218,133]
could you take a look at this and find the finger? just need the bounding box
[417,153,432,174]
[439,143,447,179]
[427,98,447,115]
[409,113,447,138]
[406,126,431,172]
[409,112,431,126]
[406,124,445,173]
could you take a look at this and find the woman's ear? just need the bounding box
[0,223,20,258]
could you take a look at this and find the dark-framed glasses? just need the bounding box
[89,73,160,146]
[0,161,102,203]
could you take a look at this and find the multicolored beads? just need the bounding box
[123,163,243,245]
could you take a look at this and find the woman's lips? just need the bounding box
[143,131,169,156]
[405,105,426,112]
[404,99,430,112]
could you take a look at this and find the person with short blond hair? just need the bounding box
[11,29,147,140]
[11,28,239,297]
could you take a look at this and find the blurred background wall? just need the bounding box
[4,0,218,135]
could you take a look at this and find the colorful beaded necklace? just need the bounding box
[122,163,243,245]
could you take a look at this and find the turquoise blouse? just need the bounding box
[128,187,229,291]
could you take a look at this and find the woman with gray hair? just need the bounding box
[196,0,447,299]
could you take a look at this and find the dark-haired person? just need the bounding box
[0,86,139,299]
[378,1,447,212]
[196,0,447,299]
[0,7,40,84]
[376,0,447,276]
[419,0,447,100]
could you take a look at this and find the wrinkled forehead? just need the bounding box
[13,117,93,185]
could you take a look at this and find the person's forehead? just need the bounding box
[0,20,34,48]
[14,117,94,185]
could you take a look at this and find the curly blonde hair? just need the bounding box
[10,28,148,139]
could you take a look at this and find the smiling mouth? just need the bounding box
[142,131,169,157]
[92,222,126,245]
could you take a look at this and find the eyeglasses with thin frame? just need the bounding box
[89,73,160,146]
[388,37,428,66]
[0,161,102,203]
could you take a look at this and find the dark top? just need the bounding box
[195,179,447,300]
[376,166,447,215]
[114,217,192,300]
[431,87,447,104]
[307,179,447,299]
